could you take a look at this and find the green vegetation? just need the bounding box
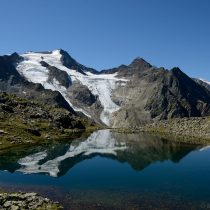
[0,92,100,150]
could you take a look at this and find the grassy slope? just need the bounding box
[0,92,99,150]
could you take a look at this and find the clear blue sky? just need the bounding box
[0,0,210,79]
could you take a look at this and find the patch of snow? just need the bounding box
[16,130,127,177]
[43,78,91,118]
[199,78,210,86]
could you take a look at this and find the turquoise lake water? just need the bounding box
[0,130,210,209]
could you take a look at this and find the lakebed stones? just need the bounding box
[0,192,63,210]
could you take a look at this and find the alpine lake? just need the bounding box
[0,129,210,210]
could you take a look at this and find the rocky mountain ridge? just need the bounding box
[1,49,210,128]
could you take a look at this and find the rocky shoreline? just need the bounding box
[144,117,210,142]
[0,192,63,210]
[115,117,210,144]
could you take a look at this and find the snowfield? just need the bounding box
[16,50,127,125]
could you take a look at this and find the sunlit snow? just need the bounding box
[16,50,127,125]
[199,78,210,86]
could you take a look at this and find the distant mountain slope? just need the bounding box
[109,65,210,127]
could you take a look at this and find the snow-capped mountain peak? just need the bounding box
[2,50,210,128]
[16,50,127,126]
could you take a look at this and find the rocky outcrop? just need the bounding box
[100,57,152,76]
[0,92,91,148]
[0,192,63,210]
[22,82,75,113]
[60,49,97,75]
[145,68,210,119]
[68,82,98,106]
[111,63,210,127]
[0,92,85,130]
[67,81,103,124]
[0,53,23,85]
[40,61,72,88]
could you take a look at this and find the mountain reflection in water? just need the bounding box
[0,130,199,178]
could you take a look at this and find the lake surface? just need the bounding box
[0,129,210,209]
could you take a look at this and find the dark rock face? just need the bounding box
[54,113,85,129]
[67,81,103,124]
[129,57,152,70]
[60,49,99,75]
[1,104,14,113]
[26,128,41,136]
[40,61,72,88]
[0,53,23,85]
[18,81,75,113]
[68,83,97,106]
[145,68,210,119]
[111,64,210,127]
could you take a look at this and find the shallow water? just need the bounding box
[0,130,210,209]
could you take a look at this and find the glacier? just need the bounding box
[16,50,127,125]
